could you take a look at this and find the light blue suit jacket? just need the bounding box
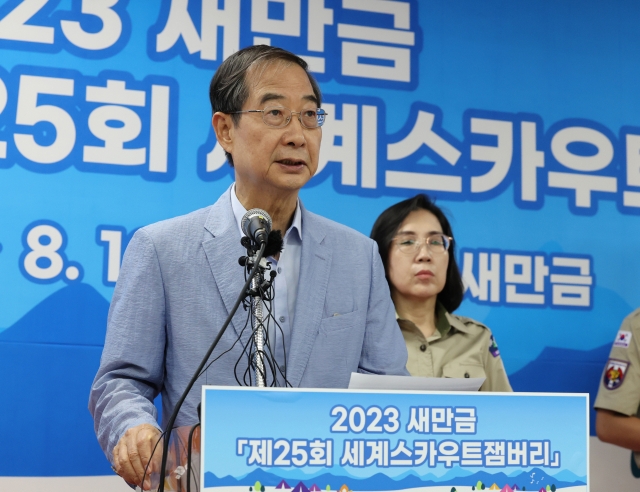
[89,187,408,460]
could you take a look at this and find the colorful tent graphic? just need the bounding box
[276,480,291,490]
[309,485,321,492]
[501,485,514,492]
[292,482,310,492]
[489,484,500,491]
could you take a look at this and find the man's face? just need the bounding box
[224,62,321,195]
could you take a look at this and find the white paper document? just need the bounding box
[348,372,485,392]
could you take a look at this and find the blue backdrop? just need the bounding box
[0,0,637,478]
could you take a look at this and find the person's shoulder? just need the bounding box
[139,205,211,237]
[303,208,373,246]
[621,308,640,333]
[447,312,505,361]
[138,185,232,242]
[448,312,492,334]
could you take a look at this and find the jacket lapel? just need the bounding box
[287,206,332,387]
[201,187,249,341]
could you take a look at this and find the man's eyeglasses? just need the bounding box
[393,234,453,255]
[227,106,327,129]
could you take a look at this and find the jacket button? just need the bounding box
[464,372,470,378]
[420,344,427,352]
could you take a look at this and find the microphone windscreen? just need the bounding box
[264,230,284,257]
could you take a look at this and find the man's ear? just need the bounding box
[212,112,234,154]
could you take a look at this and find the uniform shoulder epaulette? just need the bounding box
[625,307,640,326]
[452,314,491,332]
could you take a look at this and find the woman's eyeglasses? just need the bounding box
[393,234,452,255]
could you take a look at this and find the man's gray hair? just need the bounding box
[209,45,323,167]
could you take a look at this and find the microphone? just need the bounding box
[242,208,272,246]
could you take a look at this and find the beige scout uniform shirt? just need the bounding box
[398,303,512,392]
[594,308,640,417]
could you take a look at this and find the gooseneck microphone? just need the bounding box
[241,208,272,246]
[241,209,272,389]
[154,210,288,490]
[155,242,268,492]
[153,209,291,490]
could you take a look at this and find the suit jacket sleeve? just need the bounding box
[358,240,409,376]
[88,228,165,462]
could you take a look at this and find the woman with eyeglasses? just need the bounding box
[370,194,512,391]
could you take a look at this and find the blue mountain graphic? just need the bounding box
[0,283,113,476]
[0,282,109,345]
[205,466,584,490]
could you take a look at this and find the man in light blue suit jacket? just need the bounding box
[90,45,408,489]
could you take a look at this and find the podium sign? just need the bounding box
[201,387,588,491]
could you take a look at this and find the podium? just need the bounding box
[142,387,589,491]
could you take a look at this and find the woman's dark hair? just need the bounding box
[370,194,465,313]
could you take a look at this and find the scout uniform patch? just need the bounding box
[614,330,633,348]
[489,335,500,358]
[603,359,629,390]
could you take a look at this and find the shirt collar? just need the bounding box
[396,302,472,338]
[230,184,302,241]
[445,308,473,334]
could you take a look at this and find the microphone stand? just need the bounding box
[243,239,275,388]
[155,241,267,492]
[251,265,266,387]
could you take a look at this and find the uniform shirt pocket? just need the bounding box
[442,361,487,380]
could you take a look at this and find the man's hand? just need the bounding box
[113,423,162,490]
